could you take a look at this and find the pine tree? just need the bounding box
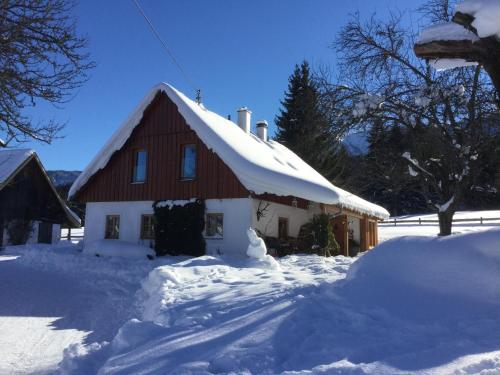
[275,61,339,180]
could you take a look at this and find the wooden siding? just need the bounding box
[0,158,71,225]
[76,92,249,202]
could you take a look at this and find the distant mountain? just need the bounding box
[47,170,81,187]
[342,131,369,155]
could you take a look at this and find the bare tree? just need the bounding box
[320,7,499,236]
[0,0,94,144]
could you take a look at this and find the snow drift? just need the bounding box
[61,230,500,374]
[342,229,500,319]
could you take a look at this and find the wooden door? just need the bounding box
[330,215,348,256]
[38,222,52,244]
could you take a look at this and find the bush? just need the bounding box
[298,214,340,257]
[7,220,33,245]
[153,200,206,257]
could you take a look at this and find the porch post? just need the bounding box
[360,216,368,252]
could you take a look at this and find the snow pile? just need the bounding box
[456,0,500,38]
[342,230,500,317]
[0,148,34,185]
[61,230,500,374]
[69,83,389,219]
[417,21,479,44]
[246,227,280,270]
[83,240,155,259]
[67,255,352,374]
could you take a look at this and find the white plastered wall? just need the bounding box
[84,198,253,257]
[204,198,252,257]
[2,221,61,247]
[84,201,156,247]
[251,199,321,238]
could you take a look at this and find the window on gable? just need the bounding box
[141,214,155,240]
[105,215,120,239]
[132,150,147,183]
[206,213,223,238]
[181,144,197,180]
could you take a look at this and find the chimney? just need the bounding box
[256,120,268,142]
[237,107,251,134]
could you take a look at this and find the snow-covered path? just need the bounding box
[0,247,154,374]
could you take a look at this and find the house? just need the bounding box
[69,83,389,257]
[0,149,81,247]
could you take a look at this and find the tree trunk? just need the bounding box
[438,210,454,236]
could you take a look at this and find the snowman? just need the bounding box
[246,228,267,259]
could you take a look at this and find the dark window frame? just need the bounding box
[205,213,223,238]
[180,143,197,180]
[105,215,120,239]
[140,214,155,240]
[132,149,148,184]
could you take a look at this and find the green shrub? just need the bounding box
[298,214,340,257]
[153,200,206,257]
[7,220,33,245]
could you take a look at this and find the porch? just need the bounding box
[323,205,379,257]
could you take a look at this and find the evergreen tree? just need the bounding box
[361,122,427,216]
[275,61,340,180]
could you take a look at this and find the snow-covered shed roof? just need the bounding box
[69,83,389,219]
[0,148,81,227]
[0,148,34,186]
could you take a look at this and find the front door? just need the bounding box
[330,215,348,256]
[38,222,52,244]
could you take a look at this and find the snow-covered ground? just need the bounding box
[379,209,500,241]
[0,243,179,374]
[3,221,500,374]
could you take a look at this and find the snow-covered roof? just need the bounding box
[0,148,34,186]
[0,148,81,227]
[416,22,479,44]
[69,83,389,219]
[456,0,500,38]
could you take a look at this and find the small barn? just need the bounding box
[0,149,81,247]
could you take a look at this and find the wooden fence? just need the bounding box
[380,217,500,226]
[62,228,84,241]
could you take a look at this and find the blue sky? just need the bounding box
[23,0,423,170]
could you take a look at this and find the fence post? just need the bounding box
[481,217,483,225]
[394,219,397,226]
[67,228,71,240]
[419,218,421,225]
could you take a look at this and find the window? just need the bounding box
[181,144,197,180]
[105,215,120,239]
[278,217,289,240]
[132,150,147,183]
[141,214,155,239]
[205,213,223,238]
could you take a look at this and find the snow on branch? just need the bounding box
[436,196,455,212]
[402,152,434,178]
[353,94,384,117]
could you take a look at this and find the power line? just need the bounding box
[132,0,199,96]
